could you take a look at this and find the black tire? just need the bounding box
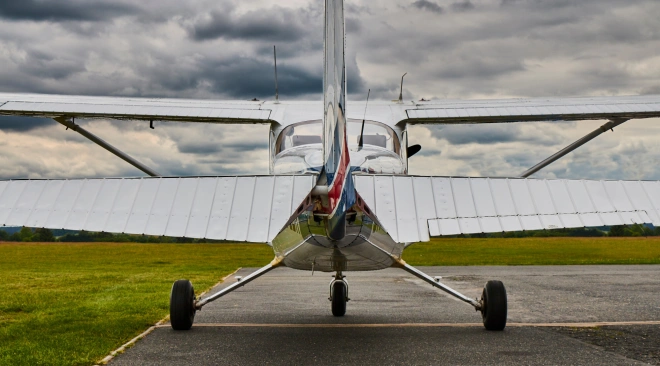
[331,281,347,317]
[170,279,196,330]
[481,280,507,331]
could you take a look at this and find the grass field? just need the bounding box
[1,238,660,365]
[0,243,273,366]
[404,237,660,266]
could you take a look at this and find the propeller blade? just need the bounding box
[407,144,422,158]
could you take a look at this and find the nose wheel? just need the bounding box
[329,272,349,317]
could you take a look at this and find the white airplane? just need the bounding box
[1,0,660,331]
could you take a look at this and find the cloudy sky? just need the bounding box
[1,0,659,180]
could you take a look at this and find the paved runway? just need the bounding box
[111,265,660,365]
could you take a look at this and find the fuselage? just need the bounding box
[268,0,407,272]
[268,117,410,272]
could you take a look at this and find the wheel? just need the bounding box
[481,280,507,331]
[170,279,196,330]
[331,281,347,317]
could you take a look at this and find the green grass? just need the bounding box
[2,238,660,365]
[404,237,660,266]
[0,243,273,366]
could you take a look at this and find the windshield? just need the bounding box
[276,119,399,154]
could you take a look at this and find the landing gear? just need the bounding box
[393,258,508,330]
[171,258,283,330]
[170,279,196,330]
[329,272,349,316]
[480,280,507,331]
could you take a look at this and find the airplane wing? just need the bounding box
[0,175,314,243]
[402,95,660,124]
[355,175,660,243]
[0,92,272,124]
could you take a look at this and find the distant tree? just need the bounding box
[18,227,33,242]
[568,228,606,237]
[33,228,55,242]
[93,232,114,242]
[0,230,8,241]
[608,225,627,237]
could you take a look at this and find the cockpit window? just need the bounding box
[346,120,400,153]
[276,121,323,153]
[276,119,399,155]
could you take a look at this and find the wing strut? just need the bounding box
[520,118,628,178]
[54,117,161,177]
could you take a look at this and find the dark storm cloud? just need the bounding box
[198,57,322,99]
[431,124,564,146]
[0,116,53,132]
[433,125,519,145]
[176,140,265,155]
[17,50,86,80]
[190,7,311,42]
[0,0,139,22]
[450,1,475,12]
[411,0,443,13]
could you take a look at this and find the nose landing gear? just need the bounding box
[329,272,349,316]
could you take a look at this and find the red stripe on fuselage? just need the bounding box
[326,135,350,215]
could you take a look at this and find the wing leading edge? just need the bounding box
[355,175,660,243]
[404,95,660,125]
[0,175,315,243]
[0,93,271,124]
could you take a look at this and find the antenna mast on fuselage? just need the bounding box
[274,45,280,104]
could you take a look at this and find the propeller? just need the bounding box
[407,144,422,158]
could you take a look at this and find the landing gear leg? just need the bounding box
[393,259,508,331]
[329,272,349,317]
[169,257,283,330]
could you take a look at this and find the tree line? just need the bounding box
[0,227,222,243]
[1,224,660,243]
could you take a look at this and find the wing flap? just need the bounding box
[355,175,660,243]
[0,175,315,243]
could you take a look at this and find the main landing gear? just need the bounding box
[395,259,507,331]
[480,280,507,331]
[170,258,282,330]
[170,280,196,330]
[329,272,349,316]
[169,258,507,331]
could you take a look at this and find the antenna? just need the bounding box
[398,72,407,103]
[273,45,280,104]
[358,89,371,150]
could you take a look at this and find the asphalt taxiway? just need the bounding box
[110,265,660,365]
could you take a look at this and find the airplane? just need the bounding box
[1,0,660,332]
